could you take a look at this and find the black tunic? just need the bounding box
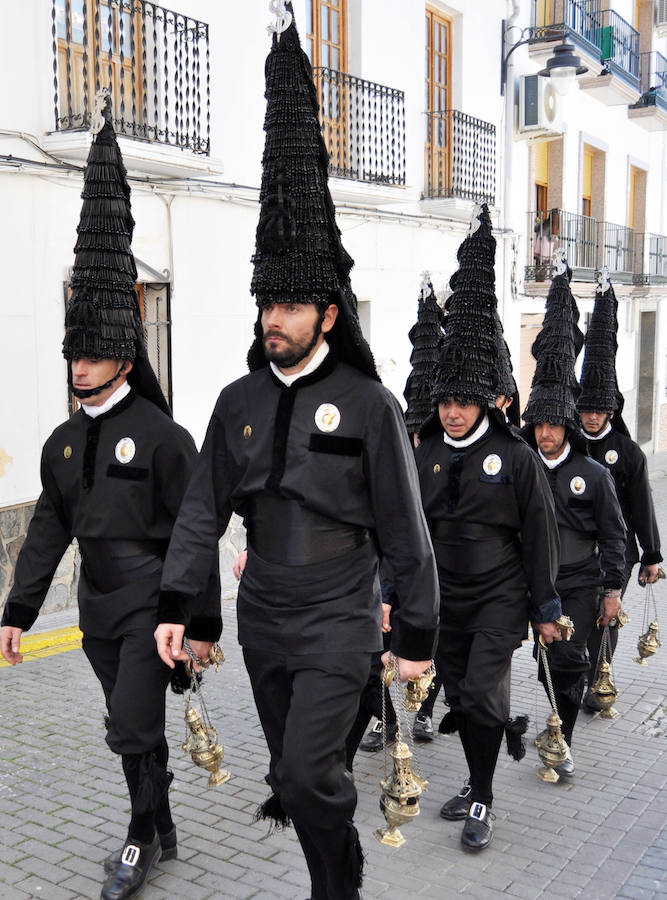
[159,353,439,660]
[415,412,561,631]
[2,392,221,640]
[585,427,662,567]
[537,446,627,594]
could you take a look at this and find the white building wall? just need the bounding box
[1,0,666,521]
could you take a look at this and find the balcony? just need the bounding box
[422,110,496,210]
[525,211,667,286]
[526,209,597,282]
[312,67,405,189]
[51,0,210,156]
[632,233,667,284]
[599,221,634,280]
[530,1,640,102]
[628,52,667,130]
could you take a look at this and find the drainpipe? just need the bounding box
[500,0,522,351]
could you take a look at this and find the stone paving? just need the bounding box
[0,465,665,899]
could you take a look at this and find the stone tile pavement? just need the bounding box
[0,462,665,899]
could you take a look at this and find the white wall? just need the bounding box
[1,0,665,510]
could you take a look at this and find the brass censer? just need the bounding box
[182,639,231,787]
[376,657,433,847]
[635,582,662,666]
[183,705,231,787]
[535,616,574,783]
[590,625,619,718]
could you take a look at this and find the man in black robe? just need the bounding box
[412,204,562,852]
[522,257,626,772]
[0,93,220,900]
[576,270,662,710]
[155,11,438,900]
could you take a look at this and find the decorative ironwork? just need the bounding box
[599,221,634,275]
[525,209,597,281]
[632,233,667,285]
[633,51,667,109]
[53,0,210,155]
[312,67,406,186]
[423,110,496,205]
[530,1,639,83]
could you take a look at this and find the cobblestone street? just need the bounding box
[1,460,665,899]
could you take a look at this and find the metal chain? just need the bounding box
[538,644,559,714]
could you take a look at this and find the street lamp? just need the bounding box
[537,42,588,96]
[500,21,588,96]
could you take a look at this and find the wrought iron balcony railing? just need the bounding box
[312,67,405,186]
[634,51,667,108]
[423,110,496,205]
[599,221,634,275]
[633,233,667,284]
[52,0,210,154]
[530,1,639,83]
[526,209,598,281]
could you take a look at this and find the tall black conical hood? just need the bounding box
[63,91,171,416]
[522,258,583,430]
[248,4,377,379]
[577,271,620,413]
[431,203,500,405]
[403,275,445,432]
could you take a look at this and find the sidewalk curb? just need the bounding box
[0,625,82,667]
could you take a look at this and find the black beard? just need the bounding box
[263,324,321,369]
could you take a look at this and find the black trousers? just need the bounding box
[345,651,396,770]
[536,583,599,746]
[82,626,171,755]
[586,561,634,686]
[243,648,370,900]
[437,626,522,727]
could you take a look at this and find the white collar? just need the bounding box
[81,380,131,419]
[443,414,490,448]
[270,340,330,387]
[582,421,613,442]
[539,441,571,469]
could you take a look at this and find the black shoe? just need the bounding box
[554,746,575,778]
[582,689,602,713]
[100,831,161,899]
[439,782,471,820]
[359,720,397,752]
[413,713,434,742]
[103,826,176,874]
[461,802,494,851]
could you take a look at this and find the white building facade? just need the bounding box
[1,0,665,611]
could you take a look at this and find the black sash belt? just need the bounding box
[558,528,597,566]
[79,538,166,593]
[430,520,518,574]
[247,494,369,566]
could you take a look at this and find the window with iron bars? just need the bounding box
[52,0,210,154]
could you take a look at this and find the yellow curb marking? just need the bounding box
[0,626,82,667]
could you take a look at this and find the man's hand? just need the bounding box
[601,590,622,625]
[233,549,248,581]
[638,564,660,586]
[1,626,24,665]
[535,621,563,645]
[154,623,186,669]
[381,603,392,634]
[381,651,432,682]
[187,640,215,672]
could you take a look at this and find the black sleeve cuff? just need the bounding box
[390,620,438,661]
[529,596,562,626]
[157,590,191,627]
[185,615,223,642]
[641,550,663,566]
[1,601,40,632]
